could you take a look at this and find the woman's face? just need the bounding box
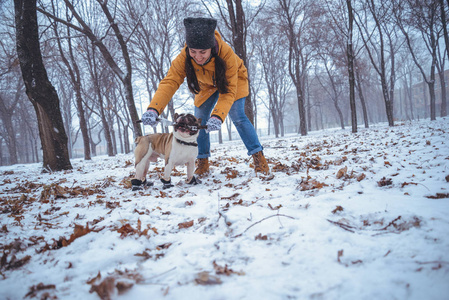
[189,48,212,65]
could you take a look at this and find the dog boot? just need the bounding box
[161,178,174,189]
[187,176,201,185]
[195,158,210,177]
[131,179,153,191]
[252,151,270,175]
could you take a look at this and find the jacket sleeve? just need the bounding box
[148,50,187,114]
[210,44,240,121]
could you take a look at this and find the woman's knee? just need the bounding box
[230,110,250,126]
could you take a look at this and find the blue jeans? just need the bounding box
[195,91,263,158]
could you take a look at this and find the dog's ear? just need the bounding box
[197,118,202,125]
[174,113,179,121]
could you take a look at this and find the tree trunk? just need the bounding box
[0,114,18,165]
[346,0,357,133]
[355,69,369,128]
[296,87,307,136]
[53,21,91,160]
[429,61,436,121]
[14,0,72,171]
[0,95,18,165]
[225,0,254,124]
[440,0,449,64]
[438,70,447,117]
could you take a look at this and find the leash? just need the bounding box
[136,119,208,130]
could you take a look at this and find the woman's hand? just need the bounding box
[141,109,159,126]
[206,116,222,133]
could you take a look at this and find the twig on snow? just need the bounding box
[327,219,356,233]
[139,267,177,284]
[232,213,295,238]
[374,216,402,231]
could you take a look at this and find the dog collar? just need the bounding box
[176,138,198,147]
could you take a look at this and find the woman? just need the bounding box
[141,17,269,176]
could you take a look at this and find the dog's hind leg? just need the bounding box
[135,149,153,181]
[134,137,153,182]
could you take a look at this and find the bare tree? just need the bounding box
[316,54,346,130]
[254,19,292,137]
[355,0,400,127]
[324,0,358,132]
[0,92,19,164]
[435,33,447,117]
[50,8,91,160]
[86,43,115,157]
[346,0,357,132]
[439,0,449,63]
[394,0,441,121]
[354,58,370,128]
[124,0,190,133]
[14,0,72,171]
[200,0,266,125]
[38,0,143,138]
[274,0,319,136]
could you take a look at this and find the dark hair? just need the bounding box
[185,45,229,95]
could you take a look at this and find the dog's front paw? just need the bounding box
[187,176,201,185]
[160,178,174,189]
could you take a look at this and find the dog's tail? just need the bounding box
[134,136,150,167]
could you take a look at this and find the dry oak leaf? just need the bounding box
[332,206,344,214]
[89,276,116,300]
[53,224,93,249]
[213,260,245,276]
[268,203,282,210]
[357,173,366,182]
[255,233,268,241]
[221,167,239,180]
[336,166,348,179]
[178,220,194,229]
[195,271,222,285]
[377,177,393,187]
[425,193,449,199]
[298,178,328,191]
[117,224,137,238]
[25,283,56,299]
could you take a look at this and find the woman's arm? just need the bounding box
[148,49,187,114]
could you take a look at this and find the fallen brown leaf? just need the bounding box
[25,283,56,299]
[178,220,194,229]
[255,233,268,241]
[336,166,348,179]
[332,206,344,214]
[377,177,392,187]
[195,271,222,285]
[213,261,245,276]
[425,193,449,199]
[357,173,366,182]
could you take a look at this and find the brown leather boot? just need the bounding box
[195,158,210,177]
[252,151,270,175]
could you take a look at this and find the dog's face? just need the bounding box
[173,113,201,139]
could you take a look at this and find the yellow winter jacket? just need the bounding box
[148,31,249,121]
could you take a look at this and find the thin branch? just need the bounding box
[232,214,296,238]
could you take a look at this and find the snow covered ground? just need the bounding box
[1,118,448,300]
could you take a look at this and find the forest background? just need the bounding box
[0,0,448,169]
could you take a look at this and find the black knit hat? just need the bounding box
[184,17,217,49]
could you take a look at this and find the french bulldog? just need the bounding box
[131,113,202,190]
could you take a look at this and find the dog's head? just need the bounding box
[173,113,202,138]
